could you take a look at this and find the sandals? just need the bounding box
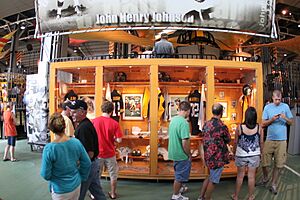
[11,158,18,162]
[2,158,9,161]
[108,192,117,199]
[230,194,237,200]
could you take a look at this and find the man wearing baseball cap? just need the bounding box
[68,100,106,200]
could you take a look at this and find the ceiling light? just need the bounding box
[281,10,288,15]
[298,24,300,28]
[20,22,27,30]
[284,53,287,57]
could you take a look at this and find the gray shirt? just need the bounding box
[153,39,175,58]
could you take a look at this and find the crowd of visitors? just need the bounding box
[31,88,293,200]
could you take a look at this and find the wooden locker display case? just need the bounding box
[50,59,263,180]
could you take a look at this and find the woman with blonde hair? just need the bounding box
[40,112,91,200]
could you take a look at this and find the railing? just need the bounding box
[51,53,255,63]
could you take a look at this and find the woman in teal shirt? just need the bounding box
[41,113,91,200]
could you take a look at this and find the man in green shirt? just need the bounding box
[168,101,191,200]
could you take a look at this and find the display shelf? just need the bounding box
[215,82,244,88]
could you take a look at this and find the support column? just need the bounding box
[149,64,158,176]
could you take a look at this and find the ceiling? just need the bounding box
[0,0,300,58]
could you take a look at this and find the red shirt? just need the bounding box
[92,116,123,158]
[4,110,17,137]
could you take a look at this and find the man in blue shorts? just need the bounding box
[198,103,231,200]
[168,101,191,200]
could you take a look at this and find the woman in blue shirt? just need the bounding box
[41,113,91,200]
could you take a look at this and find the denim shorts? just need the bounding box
[209,167,224,184]
[8,136,16,146]
[235,155,260,168]
[174,159,191,183]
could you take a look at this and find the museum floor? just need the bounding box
[0,139,299,200]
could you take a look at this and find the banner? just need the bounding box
[23,74,49,145]
[37,0,275,36]
[0,30,16,53]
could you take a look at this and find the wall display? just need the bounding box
[37,0,276,36]
[23,74,49,145]
[217,101,228,118]
[219,91,225,99]
[168,95,187,119]
[79,94,95,119]
[123,94,143,120]
[231,100,237,108]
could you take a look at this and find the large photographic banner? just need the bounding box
[37,0,275,36]
[23,74,49,145]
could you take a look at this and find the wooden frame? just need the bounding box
[217,101,228,118]
[122,94,143,120]
[49,58,263,180]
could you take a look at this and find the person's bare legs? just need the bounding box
[110,179,117,198]
[173,180,182,195]
[271,167,281,187]
[10,146,15,160]
[205,181,215,200]
[3,145,10,160]
[247,167,257,200]
[233,166,246,199]
[200,177,209,198]
[262,166,269,181]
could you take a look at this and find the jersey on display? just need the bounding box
[111,89,124,122]
[188,90,201,135]
[64,90,78,101]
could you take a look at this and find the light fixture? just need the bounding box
[281,10,288,15]
[298,24,300,28]
[284,53,287,57]
[20,22,27,30]
[185,66,189,68]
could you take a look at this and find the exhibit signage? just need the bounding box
[36,0,275,36]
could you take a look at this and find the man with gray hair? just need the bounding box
[257,90,293,195]
[198,103,231,200]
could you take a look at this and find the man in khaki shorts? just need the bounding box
[258,90,293,195]
[93,101,123,199]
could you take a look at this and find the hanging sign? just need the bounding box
[37,0,275,36]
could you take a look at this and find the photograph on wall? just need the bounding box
[79,94,95,120]
[217,101,228,118]
[123,94,143,120]
[168,95,187,120]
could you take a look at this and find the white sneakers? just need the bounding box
[179,184,188,194]
[171,194,189,200]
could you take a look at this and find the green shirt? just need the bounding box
[168,115,190,161]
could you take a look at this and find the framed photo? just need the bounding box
[219,91,225,99]
[122,94,143,120]
[169,95,187,119]
[217,101,228,118]
[231,100,237,108]
[79,94,95,119]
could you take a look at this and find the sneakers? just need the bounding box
[269,185,278,195]
[255,178,268,187]
[171,194,189,200]
[179,184,188,194]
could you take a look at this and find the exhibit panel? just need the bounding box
[104,65,151,176]
[50,59,263,180]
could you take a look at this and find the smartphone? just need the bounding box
[275,113,281,117]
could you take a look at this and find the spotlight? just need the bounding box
[20,22,27,30]
[298,24,300,28]
[284,53,287,57]
[281,10,288,15]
